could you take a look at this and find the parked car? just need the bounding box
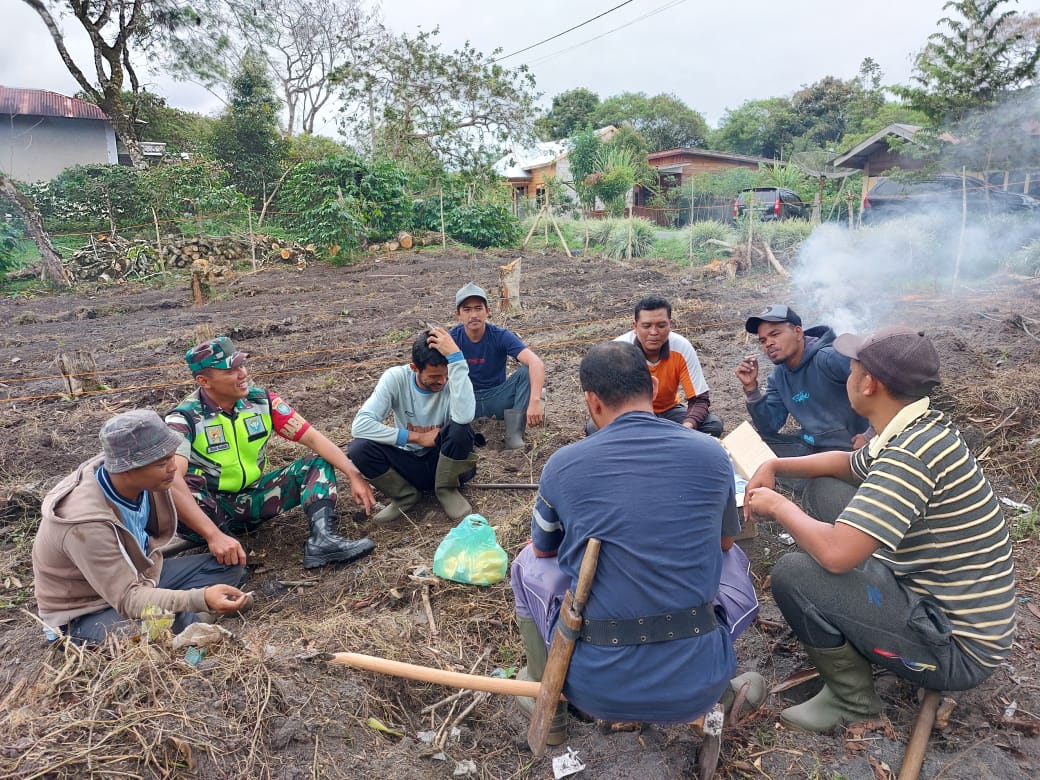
[861,174,1040,223]
[733,187,808,221]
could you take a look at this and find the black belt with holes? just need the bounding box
[580,605,717,646]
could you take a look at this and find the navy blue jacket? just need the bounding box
[746,326,869,450]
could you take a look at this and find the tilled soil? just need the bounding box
[0,247,1038,779]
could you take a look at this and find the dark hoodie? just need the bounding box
[32,454,207,630]
[745,326,868,451]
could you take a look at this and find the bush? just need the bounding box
[602,218,656,260]
[445,203,520,248]
[757,219,814,251]
[277,154,411,256]
[142,159,251,233]
[0,218,22,273]
[21,164,150,235]
[1008,239,1040,277]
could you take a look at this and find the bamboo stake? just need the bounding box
[549,212,573,257]
[439,186,447,249]
[247,208,257,272]
[151,208,165,276]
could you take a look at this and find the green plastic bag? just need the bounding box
[433,514,508,586]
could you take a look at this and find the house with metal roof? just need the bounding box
[0,86,120,181]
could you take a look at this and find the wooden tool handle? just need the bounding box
[527,537,602,756]
[898,688,942,780]
[329,652,547,698]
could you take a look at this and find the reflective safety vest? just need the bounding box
[174,394,274,494]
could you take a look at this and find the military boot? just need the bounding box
[503,409,527,450]
[434,453,477,520]
[780,642,882,733]
[303,503,375,569]
[368,468,421,525]
[515,616,567,745]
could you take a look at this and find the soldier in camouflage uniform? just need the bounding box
[165,336,375,569]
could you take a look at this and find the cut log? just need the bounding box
[499,258,522,312]
[397,231,414,250]
[56,351,105,397]
[386,240,400,252]
[761,240,790,278]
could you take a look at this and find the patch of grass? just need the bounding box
[1010,508,1039,541]
[384,327,412,343]
[652,233,690,264]
[602,218,656,260]
[1009,238,1040,277]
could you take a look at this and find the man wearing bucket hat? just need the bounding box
[736,304,870,457]
[32,410,250,644]
[166,336,375,570]
[448,282,545,450]
[744,326,1016,733]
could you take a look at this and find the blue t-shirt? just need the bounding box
[449,322,526,391]
[95,465,151,554]
[532,411,737,722]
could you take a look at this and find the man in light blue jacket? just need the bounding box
[349,328,478,524]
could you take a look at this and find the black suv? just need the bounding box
[733,187,808,221]
[861,174,1040,223]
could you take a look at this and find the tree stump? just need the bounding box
[499,258,522,312]
[56,351,105,398]
[191,270,209,306]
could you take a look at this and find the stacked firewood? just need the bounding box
[164,234,316,269]
[65,234,160,282]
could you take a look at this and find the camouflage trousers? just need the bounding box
[180,455,337,541]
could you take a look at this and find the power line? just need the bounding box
[527,0,688,67]
[491,0,638,63]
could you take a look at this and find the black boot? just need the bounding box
[303,503,375,569]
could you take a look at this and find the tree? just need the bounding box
[591,92,709,152]
[334,27,538,170]
[535,88,600,141]
[567,128,604,210]
[0,174,71,287]
[791,76,859,150]
[213,0,383,136]
[20,0,220,167]
[208,51,288,208]
[895,0,1040,126]
[710,98,800,159]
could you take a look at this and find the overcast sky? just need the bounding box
[2,0,965,134]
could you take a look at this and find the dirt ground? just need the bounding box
[0,247,1039,779]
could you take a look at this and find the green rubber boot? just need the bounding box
[367,469,421,525]
[719,671,768,718]
[503,409,527,450]
[780,642,882,733]
[516,616,567,745]
[434,453,477,521]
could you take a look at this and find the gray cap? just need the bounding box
[99,409,182,473]
[455,282,489,308]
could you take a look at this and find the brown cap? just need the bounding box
[99,410,182,473]
[834,326,941,398]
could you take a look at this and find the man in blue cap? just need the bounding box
[166,336,375,569]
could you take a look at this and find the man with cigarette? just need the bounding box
[736,304,869,457]
[744,326,1015,733]
[33,410,250,645]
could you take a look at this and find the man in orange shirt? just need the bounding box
[600,295,723,437]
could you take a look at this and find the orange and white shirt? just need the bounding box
[615,331,709,413]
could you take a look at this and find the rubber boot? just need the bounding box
[718,671,767,718]
[780,642,882,733]
[302,504,376,569]
[515,616,568,745]
[367,468,421,525]
[503,408,527,450]
[434,453,477,520]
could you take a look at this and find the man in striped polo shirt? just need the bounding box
[744,326,1016,733]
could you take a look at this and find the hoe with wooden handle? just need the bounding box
[527,538,601,756]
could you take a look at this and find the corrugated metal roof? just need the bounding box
[0,86,109,121]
